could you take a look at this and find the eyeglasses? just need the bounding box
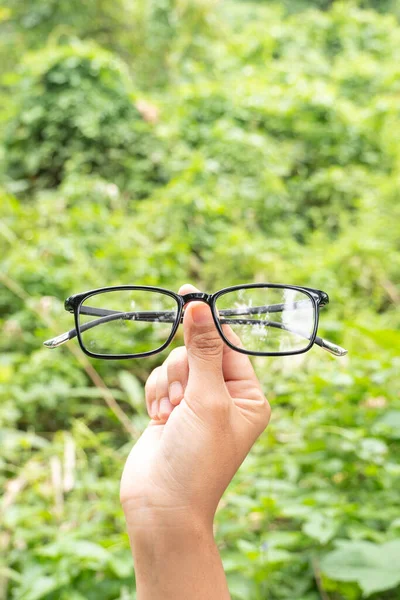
[43,283,348,359]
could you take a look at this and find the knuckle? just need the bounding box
[226,327,244,349]
[167,346,187,367]
[242,396,271,436]
[232,335,244,349]
[189,330,222,358]
[242,391,271,429]
[259,397,272,424]
[144,380,152,397]
[166,347,188,379]
[155,366,169,400]
[144,366,161,396]
[171,345,186,356]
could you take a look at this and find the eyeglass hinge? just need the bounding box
[64,297,75,313]
[317,292,329,307]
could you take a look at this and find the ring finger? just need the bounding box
[156,362,174,422]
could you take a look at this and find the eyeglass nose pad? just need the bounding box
[180,292,212,306]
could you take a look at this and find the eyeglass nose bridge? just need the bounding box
[180,292,212,306]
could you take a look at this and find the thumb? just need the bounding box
[183,299,226,393]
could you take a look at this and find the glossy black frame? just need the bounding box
[64,283,329,360]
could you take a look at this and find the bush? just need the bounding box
[3,40,168,197]
[1,2,400,600]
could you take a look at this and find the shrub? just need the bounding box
[3,40,168,197]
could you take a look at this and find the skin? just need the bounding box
[120,283,271,599]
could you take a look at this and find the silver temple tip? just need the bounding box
[43,332,70,348]
[321,338,348,357]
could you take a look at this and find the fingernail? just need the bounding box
[150,400,158,419]
[169,381,183,405]
[191,303,211,324]
[159,396,173,419]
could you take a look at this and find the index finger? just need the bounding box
[221,322,260,385]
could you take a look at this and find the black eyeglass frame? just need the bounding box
[64,283,329,360]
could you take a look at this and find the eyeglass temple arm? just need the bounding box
[44,306,348,357]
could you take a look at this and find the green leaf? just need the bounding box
[227,573,258,600]
[18,575,69,600]
[357,438,388,463]
[108,550,134,578]
[375,410,400,439]
[37,540,110,565]
[0,566,22,583]
[222,552,249,572]
[0,428,49,450]
[354,326,400,350]
[118,371,145,411]
[302,513,337,545]
[320,539,400,596]
[390,518,400,530]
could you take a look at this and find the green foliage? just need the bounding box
[2,41,168,196]
[0,0,133,54]
[242,0,400,18]
[0,0,222,88]
[320,540,400,595]
[1,1,400,599]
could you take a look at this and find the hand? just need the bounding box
[120,283,271,531]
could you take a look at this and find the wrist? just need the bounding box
[125,504,217,573]
[122,497,214,541]
[128,511,215,554]
[125,502,231,600]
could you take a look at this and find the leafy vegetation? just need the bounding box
[0,1,399,599]
[3,41,168,196]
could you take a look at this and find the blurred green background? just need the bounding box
[1,0,400,599]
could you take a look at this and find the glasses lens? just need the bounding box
[215,286,316,354]
[78,289,179,356]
